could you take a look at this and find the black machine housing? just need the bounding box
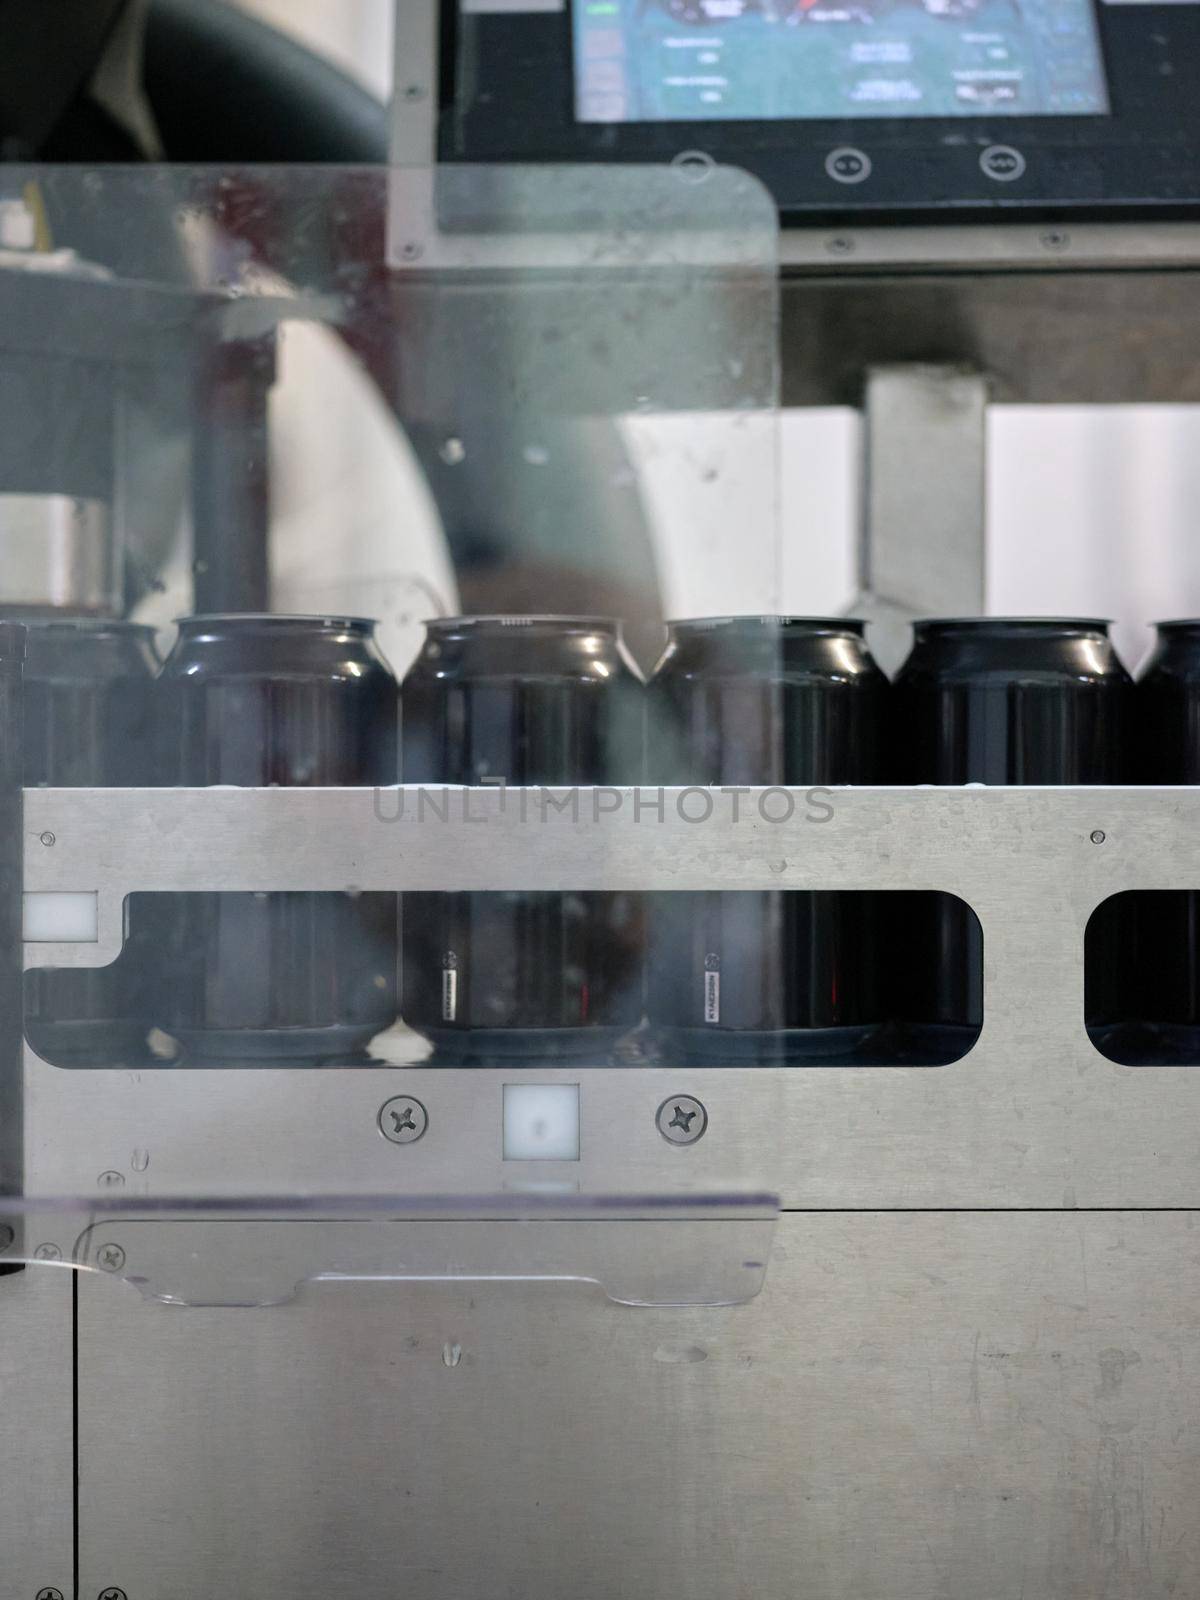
[441,0,1200,224]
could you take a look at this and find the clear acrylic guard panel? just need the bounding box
[0,162,782,1301]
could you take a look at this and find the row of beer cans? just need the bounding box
[15,612,1200,1066]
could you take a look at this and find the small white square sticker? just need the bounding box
[503,1084,580,1161]
[23,891,98,943]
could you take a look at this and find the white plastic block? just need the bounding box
[23,891,99,943]
[502,1083,580,1162]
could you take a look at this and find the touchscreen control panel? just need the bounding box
[573,0,1110,124]
[443,0,1200,221]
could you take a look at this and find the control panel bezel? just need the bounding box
[440,1,1200,223]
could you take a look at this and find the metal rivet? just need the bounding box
[33,1243,62,1262]
[403,83,427,101]
[36,1588,66,1600]
[0,1223,13,1253]
[378,1096,428,1145]
[1090,830,1107,845]
[39,831,55,847]
[98,1589,128,1600]
[400,241,423,262]
[97,1170,125,1189]
[1040,230,1070,251]
[826,236,856,256]
[97,1244,126,1274]
[656,1096,708,1146]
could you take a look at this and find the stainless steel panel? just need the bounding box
[391,0,438,170]
[391,0,1200,278]
[77,1211,1200,1600]
[71,1212,777,1309]
[20,782,1177,943]
[781,222,1200,273]
[19,786,1200,1210]
[0,1266,74,1600]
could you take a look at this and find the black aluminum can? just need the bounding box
[645,616,889,1063]
[1121,621,1200,1060]
[400,616,643,1060]
[152,615,398,1062]
[893,618,1132,1055]
[22,620,159,1065]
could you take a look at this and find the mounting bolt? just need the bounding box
[33,1243,62,1262]
[0,1223,13,1252]
[97,1170,125,1189]
[39,831,55,847]
[96,1244,126,1274]
[1040,229,1070,252]
[656,1095,708,1146]
[1090,829,1107,845]
[378,1096,428,1145]
[36,1588,65,1600]
[400,241,423,262]
[98,1589,128,1600]
[826,235,856,256]
[403,82,427,101]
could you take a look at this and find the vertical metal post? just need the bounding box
[857,364,989,671]
[0,621,24,1273]
[191,334,276,614]
[391,0,439,167]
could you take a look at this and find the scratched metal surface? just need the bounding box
[74,1211,1200,1599]
[19,787,1200,1209]
[0,1266,74,1600]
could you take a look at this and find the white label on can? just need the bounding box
[704,966,720,1024]
[442,965,458,1022]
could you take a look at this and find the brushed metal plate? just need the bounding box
[77,1211,1200,1600]
[780,222,1200,273]
[18,787,1200,1210]
[0,1266,74,1600]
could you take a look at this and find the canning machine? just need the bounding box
[3,2,1200,1596]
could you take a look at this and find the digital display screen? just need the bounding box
[573,0,1110,121]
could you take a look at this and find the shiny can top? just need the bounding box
[895,616,1131,784]
[159,613,396,786]
[409,614,640,684]
[162,613,391,679]
[649,616,887,786]
[654,615,879,683]
[1134,621,1200,782]
[1135,621,1200,684]
[901,617,1127,684]
[23,617,159,682]
[402,615,642,785]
